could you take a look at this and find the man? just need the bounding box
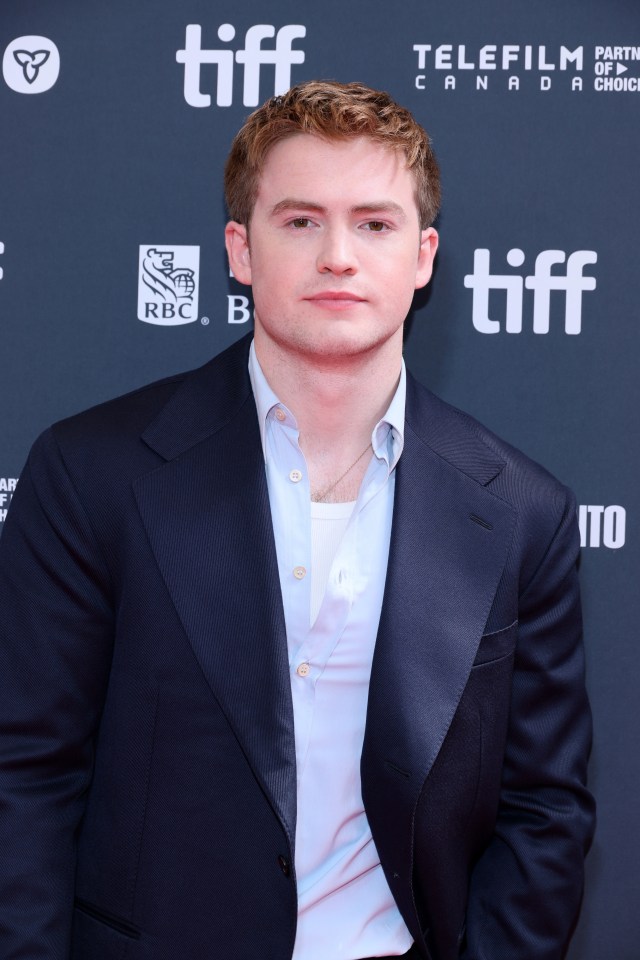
[0,81,594,960]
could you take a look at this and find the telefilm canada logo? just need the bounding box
[464,248,597,335]
[176,23,306,107]
[137,246,200,326]
[2,36,60,94]
[411,41,640,93]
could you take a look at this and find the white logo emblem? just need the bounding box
[177,23,306,107]
[0,478,18,524]
[412,43,584,93]
[594,46,640,92]
[0,241,4,281]
[2,36,60,94]
[411,42,640,94]
[464,248,597,334]
[137,246,200,325]
[579,505,626,549]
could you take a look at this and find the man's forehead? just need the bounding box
[260,132,408,170]
[255,133,417,204]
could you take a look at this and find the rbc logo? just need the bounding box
[137,246,200,325]
[464,248,597,334]
[176,23,306,107]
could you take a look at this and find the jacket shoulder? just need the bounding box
[405,370,575,516]
[48,334,253,452]
[23,336,253,505]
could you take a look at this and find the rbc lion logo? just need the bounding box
[137,245,200,325]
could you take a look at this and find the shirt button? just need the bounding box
[289,469,303,483]
[278,854,291,877]
[293,566,306,580]
[296,662,311,677]
[275,408,286,422]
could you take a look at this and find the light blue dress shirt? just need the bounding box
[248,342,413,960]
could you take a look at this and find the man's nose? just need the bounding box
[316,226,357,275]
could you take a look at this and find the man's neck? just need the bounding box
[253,329,403,503]
[253,330,403,456]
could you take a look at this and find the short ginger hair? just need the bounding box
[224,80,441,229]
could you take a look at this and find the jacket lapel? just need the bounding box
[362,376,516,921]
[133,338,296,848]
[130,343,517,904]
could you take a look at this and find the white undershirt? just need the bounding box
[310,501,354,625]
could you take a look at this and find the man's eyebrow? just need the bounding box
[270,199,326,216]
[350,202,407,222]
[269,199,408,221]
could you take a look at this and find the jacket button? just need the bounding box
[278,855,291,877]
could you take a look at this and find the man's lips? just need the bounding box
[305,291,366,304]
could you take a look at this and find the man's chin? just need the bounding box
[288,331,398,364]
[254,317,404,366]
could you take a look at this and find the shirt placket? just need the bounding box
[293,450,393,774]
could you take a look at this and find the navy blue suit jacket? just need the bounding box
[0,334,594,960]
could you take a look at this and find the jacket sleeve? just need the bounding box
[0,429,115,959]
[462,487,596,960]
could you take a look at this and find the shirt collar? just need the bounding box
[248,339,406,471]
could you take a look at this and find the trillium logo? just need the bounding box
[13,48,50,84]
[2,36,60,94]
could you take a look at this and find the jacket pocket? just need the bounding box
[472,619,518,666]
[72,898,140,960]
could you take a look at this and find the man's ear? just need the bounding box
[224,221,252,285]
[415,227,439,290]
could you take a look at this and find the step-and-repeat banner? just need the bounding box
[1,1,638,955]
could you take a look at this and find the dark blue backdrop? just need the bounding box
[1,2,638,956]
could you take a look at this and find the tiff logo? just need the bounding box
[464,248,597,334]
[0,241,4,280]
[177,23,306,107]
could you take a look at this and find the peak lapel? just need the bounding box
[362,398,516,893]
[133,340,296,846]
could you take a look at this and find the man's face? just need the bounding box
[225,134,438,365]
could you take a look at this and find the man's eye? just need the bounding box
[365,221,387,232]
[290,217,311,229]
